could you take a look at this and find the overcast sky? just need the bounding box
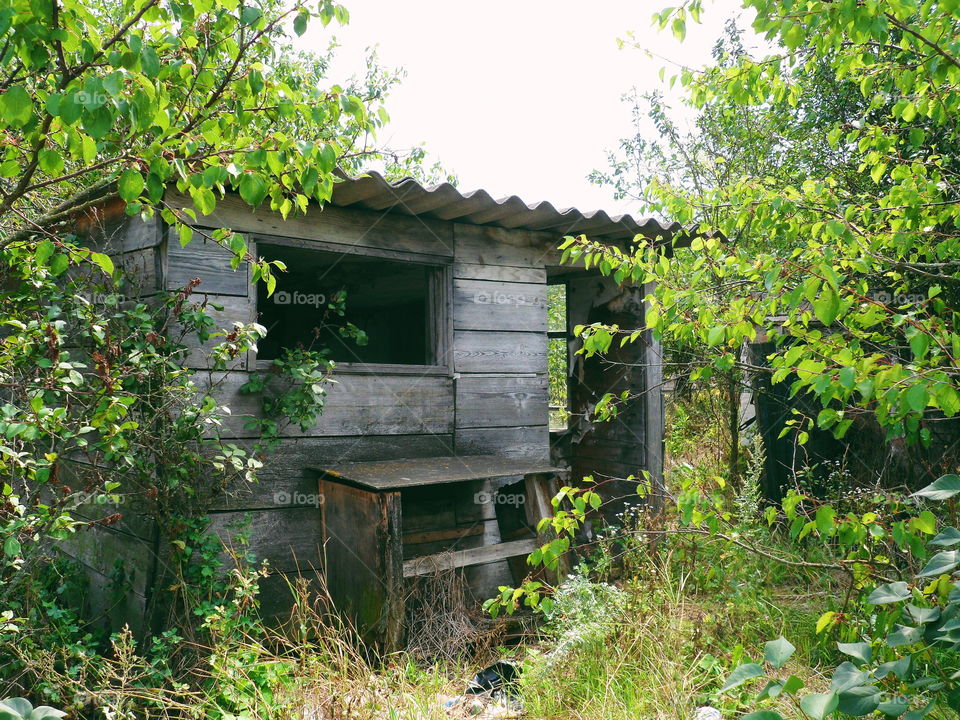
[300,1,758,215]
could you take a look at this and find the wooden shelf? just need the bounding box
[311,455,564,491]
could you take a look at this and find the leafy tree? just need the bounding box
[572,0,960,466]
[548,1,960,716]
[0,0,407,661]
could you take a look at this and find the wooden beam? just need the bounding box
[402,538,537,577]
[401,525,484,545]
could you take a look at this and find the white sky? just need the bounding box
[298,1,757,215]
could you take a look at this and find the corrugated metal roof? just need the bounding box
[330,172,683,243]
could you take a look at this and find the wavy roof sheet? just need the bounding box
[330,172,682,243]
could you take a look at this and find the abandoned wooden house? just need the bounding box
[72,172,686,649]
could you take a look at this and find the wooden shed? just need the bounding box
[74,173,682,649]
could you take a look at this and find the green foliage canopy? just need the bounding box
[569,0,960,445]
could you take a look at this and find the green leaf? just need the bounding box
[117,169,144,202]
[90,252,114,276]
[49,253,69,276]
[816,505,836,535]
[293,9,308,35]
[905,383,929,413]
[816,611,837,632]
[141,45,161,78]
[720,662,765,692]
[0,699,32,719]
[930,527,960,547]
[800,691,839,720]
[909,331,931,361]
[877,697,910,716]
[813,285,840,326]
[743,713,782,720]
[917,550,959,578]
[783,23,805,50]
[837,641,871,665]
[30,707,68,720]
[35,239,55,265]
[706,325,725,347]
[912,474,960,501]
[1,85,33,127]
[38,149,64,175]
[240,5,262,25]
[874,656,910,680]
[868,582,911,604]
[837,685,881,716]
[831,662,869,692]
[764,636,796,669]
[3,535,21,557]
[910,510,937,535]
[783,675,805,694]
[193,186,216,215]
[239,173,268,207]
[870,162,887,184]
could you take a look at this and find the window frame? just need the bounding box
[251,233,452,376]
[546,280,571,432]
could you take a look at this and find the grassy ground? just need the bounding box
[6,392,955,719]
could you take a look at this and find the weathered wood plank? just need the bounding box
[55,524,154,598]
[402,538,537,577]
[166,228,249,296]
[455,425,551,462]
[453,331,547,373]
[207,507,323,574]
[166,191,454,259]
[174,293,256,370]
[118,247,160,295]
[319,481,403,651]
[402,525,485,545]
[312,455,561,491]
[205,371,454,438]
[456,375,548,428]
[452,263,546,284]
[453,279,546,332]
[454,223,560,267]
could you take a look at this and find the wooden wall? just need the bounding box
[159,194,558,614]
[69,192,660,632]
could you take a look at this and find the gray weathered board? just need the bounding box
[310,455,562,491]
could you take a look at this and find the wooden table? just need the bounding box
[309,455,566,652]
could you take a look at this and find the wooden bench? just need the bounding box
[309,455,566,652]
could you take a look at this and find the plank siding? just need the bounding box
[453,223,559,267]
[452,279,546,332]
[455,375,548,428]
[453,331,547,374]
[456,426,550,461]
[206,371,454,438]
[452,263,545,283]
[166,192,453,259]
[175,294,256,369]
[166,228,249,296]
[207,507,324,574]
